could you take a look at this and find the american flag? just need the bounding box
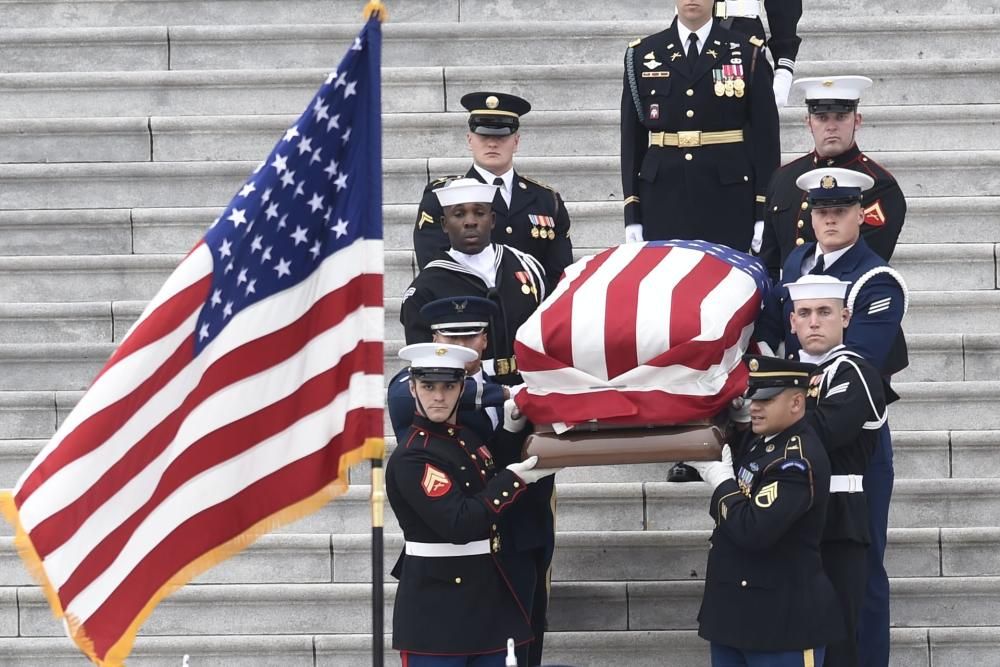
[0,16,385,667]
[513,240,769,427]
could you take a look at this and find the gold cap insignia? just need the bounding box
[821,175,837,189]
[485,95,499,109]
[822,79,835,87]
[748,359,759,372]
[435,347,448,356]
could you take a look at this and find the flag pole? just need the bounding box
[361,3,387,665]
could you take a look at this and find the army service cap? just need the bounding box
[461,91,531,136]
[420,296,499,336]
[786,274,851,303]
[434,177,498,208]
[796,167,874,209]
[745,355,817,400]
[793,75,872,113]
[399,343,477,382]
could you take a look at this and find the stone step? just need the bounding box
[0,60,995,120]
[6,104,996,166]
[3,190,998,262]
[0,627,978,667]
[0,152,993,218]
[0,533,331,588]
[11,575,1000,637]
[0,0,989,29]
[9,16,996,74]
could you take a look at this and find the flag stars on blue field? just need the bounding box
[195,21,376,354]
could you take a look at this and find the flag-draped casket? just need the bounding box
[513,240,770,428]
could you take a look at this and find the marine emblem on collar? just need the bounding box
[453,299,467,313]
[486,95,500,109]
[748,358,759,371]
[821,175,837,189]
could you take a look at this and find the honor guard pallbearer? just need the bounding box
[620,0,780,252]
[759,76,906,278]
[688,356,843,667]
[412,92,573,290]
[387,343,559,666]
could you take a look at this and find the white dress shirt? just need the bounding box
[676,17,713,56]
[473,164,513,208]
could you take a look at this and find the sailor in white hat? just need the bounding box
[400,177,547,386]
[757,75,906,277]
[787,273,888,667]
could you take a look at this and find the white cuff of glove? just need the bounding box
[506,455,561,484]
[773,68,793,108]
[687,444,735,490]
[625,224,644,244]
[502,398,527,433]
[751,220,765,253]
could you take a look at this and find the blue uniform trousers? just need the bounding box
[401,651,507,666]
[858,422,893,666]
[711,643,826,666]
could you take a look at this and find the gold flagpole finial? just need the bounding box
[362,0,388,21]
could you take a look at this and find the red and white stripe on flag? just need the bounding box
[513,241,767,427]
[0,12,387,660]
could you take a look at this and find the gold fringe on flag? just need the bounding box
[363,1,388,22]
[1,436,384,667]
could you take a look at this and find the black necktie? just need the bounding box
[810,254,826,275]
[492,176,504,188]
[687,33,699,64]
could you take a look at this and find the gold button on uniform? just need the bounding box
[685,153,693,161]
[797,220,804,229]
[795,238,804,246]
[743,176,748,182]
[773,205,778,212]
[454,577,462,584]
[740,580,748,587]
[686,89,694,96]
[493,499,501,506]
[801,202,809,210]
[505,226,513,234]
[686,110,694,118]
[513,482,520,488]
[502,491,509,497]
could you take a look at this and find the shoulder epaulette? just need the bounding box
[425,175,461,191]
[629,38,641,48]
[518,174,555,192]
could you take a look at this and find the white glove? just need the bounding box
[502,398,527,433]
[506,455,561,484]
[625,223,644,244]
[687,444,735,491]
[751,220,765,253]
[773,68,793,108]
[728,396,750,424]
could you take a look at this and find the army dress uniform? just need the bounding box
[698,419,844,657]
[804,343,887,667]
[387,412,533,657]
[414,170,573,290]
[400,244,546,386]
[715,0,802,77]
[620,17,780,251]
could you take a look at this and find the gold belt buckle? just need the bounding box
[677,130,702,148]
[495,356,516,375]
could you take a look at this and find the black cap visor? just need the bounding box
[807,99,859,114]
[410,367,466,382]
[469,113,519,136]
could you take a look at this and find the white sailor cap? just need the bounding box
[787,274,851,302]
[399,343,477,381]
[792,75,872,113]
[795,167,874,208]
[434,178,498,207]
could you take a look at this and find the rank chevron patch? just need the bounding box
[421,464,452,498]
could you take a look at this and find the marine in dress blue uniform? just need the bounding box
[387,343,558,667]
[689,356,844,666]
[620,0,779,251]
[756,170,908,667]
[788,275,888,667]
[759,76,906,280]
[412,92,573,290]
